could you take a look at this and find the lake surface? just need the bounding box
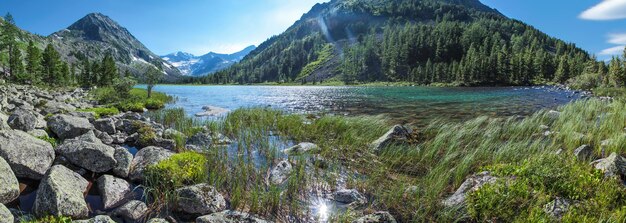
[137,85,582,125]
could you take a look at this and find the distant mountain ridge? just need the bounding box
[161,45,256,76]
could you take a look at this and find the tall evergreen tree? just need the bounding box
[1,13,20,78]
[26,41,42,83]
[100,53,117,86]
[42,44,62,85]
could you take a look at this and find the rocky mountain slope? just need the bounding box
[161,45,256,76]
[205,0,590,85]
[49,13,182,81]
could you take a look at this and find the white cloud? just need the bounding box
[599,45,625,55]
[580,0,626,20]
[608,33,626,44]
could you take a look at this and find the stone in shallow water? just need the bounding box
[268,160,292,185]
[282,142,319,155]
[333,189,366,205]
[370,125,411,152]
[33,165,89,219]
[0,130,55,180]
[195,106,229,117]
[0,156,19,204]
[196,210,271,223]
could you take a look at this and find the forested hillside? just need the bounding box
[194,0,593,85]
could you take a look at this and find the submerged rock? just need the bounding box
[129,146,174,182]
[176,183,226,215]
[112,200,147,222]
[283,142,319,155]
[0,130,55,180]
[97,175,133,210]
[47,114,93,140]
[0,156,19,204]
[33,165,89,218]
[194,106,229,117]
[591,152,626,178]
[543,197,571,219]
[196,210,270,223]
[370,125,411,152]
[352,211,397,223]
[56,134,117,173]
[268,160,292,185]
[442,171,497,207]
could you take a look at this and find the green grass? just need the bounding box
[134,94,626,222]
[594,87,626,98]
[77,107,120,119]
[90,87,172,112]
[21,216,72,223]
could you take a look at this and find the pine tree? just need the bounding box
[554,56,570,83]
[99,53,117,86]
[26,41,42,83]
[608,57,623,87]
[1,13,20,79]
[42,44,62,86]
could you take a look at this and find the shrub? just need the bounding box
[113,76,137,99]
[117,101,145,112]
[23,216,72,223]
[144,98,165,110]
[145,151,208,191]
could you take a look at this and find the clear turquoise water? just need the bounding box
[136,85,581,125]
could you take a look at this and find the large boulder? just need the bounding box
[370,125,411,152]
[282,142,319,155]
[112,200,147,222]
[0,130,55,180]
[268,160,292,185]
[113,146,133,178]
[47,114,93,140]
[56,133,117,173]
[7,108,38,131]
[196,210,271,223]
[591,152,626,178]
[0,203,13,223]
[129,146,174,182]
[352,211,397,223]
[72,215,116,223]
[0,112,10,130]
[94,118,116,135]
[0,156,19,204]
[442,172,497,207]
[33,165,89,218]
[176,183,226,215]
[97,175,132,210]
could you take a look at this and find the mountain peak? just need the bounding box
[65,13,131,42]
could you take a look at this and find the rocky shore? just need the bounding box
[0,84,397,223]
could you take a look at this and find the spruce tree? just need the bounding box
[26,41,42,83]
[42,44,61,86]
[1,13,20,78]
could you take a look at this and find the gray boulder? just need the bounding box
[0,203,13,223]
[352,211,397,223]
[268,160,292,185]
[370,125,411,152]
[176,183,226,215]
[187,132,214,149]
[0,130,55,180]
[94,118,116,135]
[33,165,89,218]
[129,146,174,182]
[543,197,571,220]
[0,112,10,130]
[113,146,133,178]
[196,210,270,223]
[333,189,366,205]
[147,218,169,223]
[282,142,319,155]
[112,200,147,222]
[7,108,38,131]
[47,114,93,140]
[591,152,626,178]
[0,156,19,204]
[573,145,593,160]
[442,172,497,207]
[56,135,117,173]
[97,175,132,210]
[72,215,116,223]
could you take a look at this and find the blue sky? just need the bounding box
[0,0,625,59]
